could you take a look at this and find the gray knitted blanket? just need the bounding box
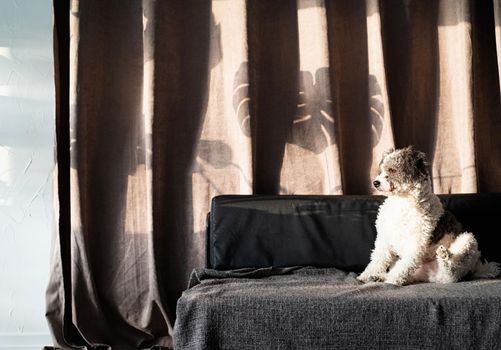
[174,267,501,350]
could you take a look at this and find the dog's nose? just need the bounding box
[373,180,380,188]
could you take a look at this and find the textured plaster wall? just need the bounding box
[0,0,53,347]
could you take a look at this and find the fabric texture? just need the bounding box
[174,267,501,349]
[48,0,501,348]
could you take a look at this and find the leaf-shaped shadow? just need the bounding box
[292,67,335,153]
[232,62,251,137]
[369,74,384,146]
[232,62,385,153]
[194,139,253,194]
[196,140,232,169]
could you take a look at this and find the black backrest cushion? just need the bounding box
[441,194,501,265]
[208,194,501,271]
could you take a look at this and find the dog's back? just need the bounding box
[430,210,462,244]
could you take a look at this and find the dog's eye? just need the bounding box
[387,168,396,174]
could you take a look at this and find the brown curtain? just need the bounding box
[46,0,501,348]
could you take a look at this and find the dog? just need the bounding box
[357,146,500,285]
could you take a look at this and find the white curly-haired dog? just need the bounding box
[358,146,500,285]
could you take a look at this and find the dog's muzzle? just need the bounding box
[373,180,381,188]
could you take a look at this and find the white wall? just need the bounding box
[0,0,54,348]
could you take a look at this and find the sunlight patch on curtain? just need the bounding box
[281,0,343,195]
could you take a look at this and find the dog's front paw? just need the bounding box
[385,272,406,286]
[357,272,385,283]
[368,275,385,282]
[384,277,405,286]
[357,271,371,283]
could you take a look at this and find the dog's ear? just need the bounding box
[415,151,430,177]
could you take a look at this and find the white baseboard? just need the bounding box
[0,332,52,349]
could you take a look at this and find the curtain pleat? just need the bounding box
[325,0,374,193]
[47,0,501,348]
[365,0,396,179]
[473,0,501,192]
[433,0,476,193]
[495,0,501,90]
[279,0,342,194]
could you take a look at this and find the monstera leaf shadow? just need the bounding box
[292,67,335,154]
[369,74,384,147]
[197,140,232,169]
[233,62,252,137]
[233,62,385,153]
[194,139,253,194]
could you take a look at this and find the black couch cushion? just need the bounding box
[208,194,501,271]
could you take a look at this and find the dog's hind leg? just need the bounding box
[432,232,480,283]
[449,232,479,257]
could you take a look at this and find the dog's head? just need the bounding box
[373,146,430,194]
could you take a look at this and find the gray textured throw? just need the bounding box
[174,267,501,350]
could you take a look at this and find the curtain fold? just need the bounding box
[495,0,501,90]
[48,0,501,348]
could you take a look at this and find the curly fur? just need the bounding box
[358,146,500,285]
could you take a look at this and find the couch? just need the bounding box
[173,194,501,349]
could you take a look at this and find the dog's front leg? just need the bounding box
[357,242,396,283]
[385,249,424,286]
